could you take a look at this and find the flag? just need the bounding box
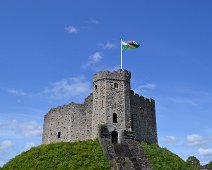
[122,41,140,50]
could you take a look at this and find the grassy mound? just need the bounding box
[141,142,195,170]
[2,140,110,170]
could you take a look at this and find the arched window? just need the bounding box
[58,132,61,138]
[113,113,117,123]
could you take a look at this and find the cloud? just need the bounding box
[87,18,99,25]
[198,147,212,156]
[161,136,177,144]
[83,52,102,69]
[0,140,14,150]
[6,89,27,96]
[185,134,210,146]
[44,76,91,99]
[66,26,78,33]
[168,97,197,106]
[0,120,42,137]
[98,42,115,49]
[6,76,91,100]
[134,83,156,94]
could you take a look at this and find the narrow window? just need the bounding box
[95,85,97,90]
[102,100,104,108]
[58,132,61,138]
[113,113,117,123]
[114,83,119,88]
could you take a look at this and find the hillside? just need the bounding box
[1,140,110,170]
[1,140,199,170]
[141,142,197,170]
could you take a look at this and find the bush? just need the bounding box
[186,156,200,170]
[209,161,212,170]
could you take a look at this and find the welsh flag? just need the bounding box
[122,41,140,50]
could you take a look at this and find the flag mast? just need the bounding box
[121,39,123,70]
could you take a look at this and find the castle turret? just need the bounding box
[91,69,131,143]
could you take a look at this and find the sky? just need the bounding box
[0,0,212,166]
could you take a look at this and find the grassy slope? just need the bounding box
[1,140,200,170]
[2,140,110,170]
[141,142,197,170]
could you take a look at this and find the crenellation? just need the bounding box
[42,69,157,145]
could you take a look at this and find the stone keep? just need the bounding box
[42,70,158,144]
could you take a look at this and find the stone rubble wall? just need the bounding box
[130,90,158,144]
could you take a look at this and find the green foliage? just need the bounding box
[186,156,200,170]
[141,142,194,170]
[209,161,212,170]
[2,140,110,170]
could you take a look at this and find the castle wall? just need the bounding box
[42,97,93,144]
[42,69,158,145]
[130,90,158,144]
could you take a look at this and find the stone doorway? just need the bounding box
[111,131,118,143]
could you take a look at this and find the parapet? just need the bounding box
[93,69,131,82]
[130,90,155,104]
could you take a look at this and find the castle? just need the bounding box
[42,69,158,144]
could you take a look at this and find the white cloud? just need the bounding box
[198,147,212,156]
[66,26,78,33]
[0,140,14,150]
[186,134,210,146]
[6,89,27,96]
[83,52,102,69]
[161,136,177,144]
[134,83,156,94]
[19,121,42,137]
[6,76,91,100]
[168,97,197,106]
[44,76,91,99]
[87,18,99,25]
[0,120,42,137]
[140,83,157,90]
[24,142,35,151]
[98,42,115,49]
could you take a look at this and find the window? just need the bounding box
[102,100,104,108]
[58,132,61,138]
[113,113,117,123]
[114,83,119,88]
[95,85,97,90]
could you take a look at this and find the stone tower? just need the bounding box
[91,70,131,143]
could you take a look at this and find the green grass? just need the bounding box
[2,140,110,170]
[141,142,196,170]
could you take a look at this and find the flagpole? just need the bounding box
[121,38,123,70]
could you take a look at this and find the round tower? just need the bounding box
[91,69,131,143]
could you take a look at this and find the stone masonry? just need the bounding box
[42,69,158,144]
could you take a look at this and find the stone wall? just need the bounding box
[92,70,131,143]
[130,90,158,144]
[42,93,93,144]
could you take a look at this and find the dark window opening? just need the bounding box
[114,83,119,88]
[111,131,118,143]
[113,113,117,123]
[95,85,97,90]
[102,100,104,108]
[58,132,61,138]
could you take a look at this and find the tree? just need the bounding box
[186,156,200,170]
[209,161,212,170]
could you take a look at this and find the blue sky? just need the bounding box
[0,0,212,166]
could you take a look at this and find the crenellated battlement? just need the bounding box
[93,69,131,82]
[130,90,155,104]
